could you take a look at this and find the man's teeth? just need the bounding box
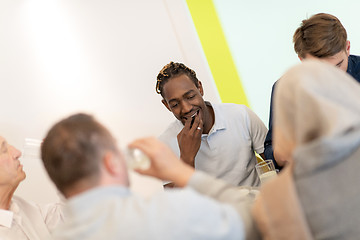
[191,110,199,118]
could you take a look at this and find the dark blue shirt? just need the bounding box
[264,55,360,169]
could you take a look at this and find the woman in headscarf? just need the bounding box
[252,60,360,239]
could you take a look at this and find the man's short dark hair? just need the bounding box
[156,62,199,98]
[41,113,117,194]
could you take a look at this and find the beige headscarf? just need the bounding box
[252,60,360,240]
[274,60,360,161]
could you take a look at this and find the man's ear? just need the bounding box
[198,81,204,96]
[162,99,171,112]
[346,40,350,56]
[298,55,304,61]
[103,152,121,176]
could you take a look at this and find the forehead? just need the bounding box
[162,74,197,100]
[305,51,347,65]
[324,50,346,59]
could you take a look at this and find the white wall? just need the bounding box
[213,0,360,126]
[3,0,359,204]
[0,0,219,203]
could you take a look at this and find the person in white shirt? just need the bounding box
[156,62,267,187]
[41,113,260,240]
[0,136,64,240]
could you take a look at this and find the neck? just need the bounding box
[64,175,129,199]
[0,185,17,210]
[63,176,100,198]
[203,102,215,134]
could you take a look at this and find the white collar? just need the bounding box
[0,205,15,228]
[206,102,226,136]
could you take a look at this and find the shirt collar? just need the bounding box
[206,102,226,136]
[0,202,17,228]
[67,185,130,212]
[173,101,227,135]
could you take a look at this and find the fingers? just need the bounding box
[128,138,148,154]
[185,111,203,134]
[192,111,203,134]
[128,137,166,176]
[134,166,155,177]
[183,115,192,129]
[129,137,179,167]
[128,137,162,162]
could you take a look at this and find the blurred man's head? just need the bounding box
[0,136,25,190]
[293,13,350,72]
[41,113,129,198]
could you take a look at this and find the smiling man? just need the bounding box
[156,62,267,187]
[264,13,360,168]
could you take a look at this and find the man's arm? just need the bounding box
[243,106,268,165]
[264,83,275,161]
[130,137,261,240]
[264,82,284,169]
[187,172,260,240]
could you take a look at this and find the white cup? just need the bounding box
[125,148,151,170]
[255,160,277,184]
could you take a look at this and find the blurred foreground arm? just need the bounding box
[130,137,261,240]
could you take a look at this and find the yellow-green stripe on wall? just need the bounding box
[186,0,249,106]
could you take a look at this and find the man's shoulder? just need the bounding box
[12,196,34,207]
[349,54,360,67]
[214,103,250,117]
[348,55,360,83]
[211,103,254,130]
[349,54,360,60]
[214,102,248,111]
[6,196,44,219]
[11,196,45,214]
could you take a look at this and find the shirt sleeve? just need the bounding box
[244,106,268,154]
[187,171,261,240]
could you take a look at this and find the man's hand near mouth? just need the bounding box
[177,110,203,167]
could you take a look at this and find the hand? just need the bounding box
[128,137,195,187]
[177,111,203,166]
